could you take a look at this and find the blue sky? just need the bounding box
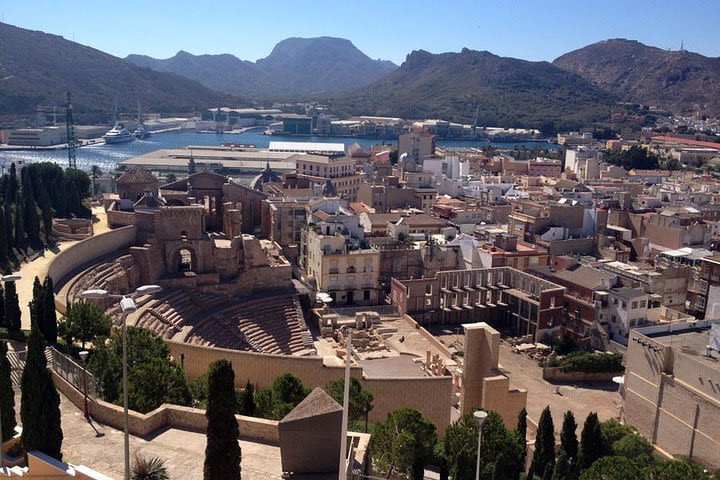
[2,0,719,64]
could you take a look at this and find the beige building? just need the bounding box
[305,228,380,305]
[295,154,363,200]
[623,320,720,469]
[399,131,435,163]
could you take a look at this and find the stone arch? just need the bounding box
[168,244,197,274]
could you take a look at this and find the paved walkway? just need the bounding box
[13,393,284,479]
[15,205,108,330]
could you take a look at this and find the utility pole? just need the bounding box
[65,91,77,169]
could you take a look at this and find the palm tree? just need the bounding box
[131,454,169,480]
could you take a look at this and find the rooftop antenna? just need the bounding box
[680,40,684,52]
[65,91,77,169]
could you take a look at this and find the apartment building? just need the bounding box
[304,228,380,305]
[295,155,363,201]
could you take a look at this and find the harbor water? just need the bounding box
[0,130,558,174]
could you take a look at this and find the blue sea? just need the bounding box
[0,130,558,173]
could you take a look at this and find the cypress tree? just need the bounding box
[516,407,528,462]
[23,184,40,245]
[13,202,26,247]
[530,406,555,480]
[3,202,13,250]
[0,340,16,441]
[30,276,45,339]
[0,285,5,328]
[560,411,578,466]
[204,359,241,480]
[6,162,18,204]
[0,202,7,266]
[43,277,57,345]
[20,324,63,460]
[242,380,256,416]
[552,450,571,480]
[41,203,53,246]
[4,281,21,332]
[578,412,608,471]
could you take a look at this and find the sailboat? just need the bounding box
[134,100,151,139]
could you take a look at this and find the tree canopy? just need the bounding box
[371,408,437,480]
[204,359,241,480]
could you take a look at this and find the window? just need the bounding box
[639,300,646,308]
[697,296,706,309]
[631,301,638,309]
[364,290,370,301]
[621,301,626,309]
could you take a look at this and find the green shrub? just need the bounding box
[559,351,623,373]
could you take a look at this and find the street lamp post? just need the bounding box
[80,284,162,480]
[338,327,352,480]
[0,273,22,473]
[474,410,488,480]
[79,350,89,419]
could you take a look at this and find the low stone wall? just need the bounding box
[542,367,618,383]
[402,314,455,360]
[52,370,279,443]
[167,341,453,433]
[48,225,137,313]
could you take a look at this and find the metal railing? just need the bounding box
[47,346,97,398]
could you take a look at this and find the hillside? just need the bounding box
[125,37,397,98]
[553,39,720,116]
[0,22,238,116]
[322,48,613,133]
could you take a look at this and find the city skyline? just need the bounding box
[2,0,720,65]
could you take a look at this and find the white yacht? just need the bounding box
[134,124,151,139]
[103,122,135,144]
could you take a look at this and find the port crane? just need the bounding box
[65,91,77,169]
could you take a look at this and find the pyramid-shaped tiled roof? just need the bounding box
[280,387,342,423]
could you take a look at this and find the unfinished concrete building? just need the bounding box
[390,267,565,341]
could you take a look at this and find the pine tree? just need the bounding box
[204,359,241,480]
[4,281,21,332]
[0,340,16,441]
[20,324,63,460]
[516,408,528,462]
[578,412,608,471]
[242,380,255,416]
[43,277,57,345]
[530,406,555,480]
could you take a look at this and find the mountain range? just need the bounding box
[553,38,720,116]
[0,22,237,118]
[320,48,614,133]
[125,37,397,98]
[2,19,720,130]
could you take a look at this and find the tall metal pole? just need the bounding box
[122,310,130,480]
[0,343,3,471]
[338,329,352,480]
[474,410,488,480]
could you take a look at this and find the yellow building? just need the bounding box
[295,155,363,201]
[305,228,380,305]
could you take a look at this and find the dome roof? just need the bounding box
[250,162,282,190]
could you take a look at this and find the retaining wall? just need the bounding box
[52,370,279,443]
[542,367,619,383]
